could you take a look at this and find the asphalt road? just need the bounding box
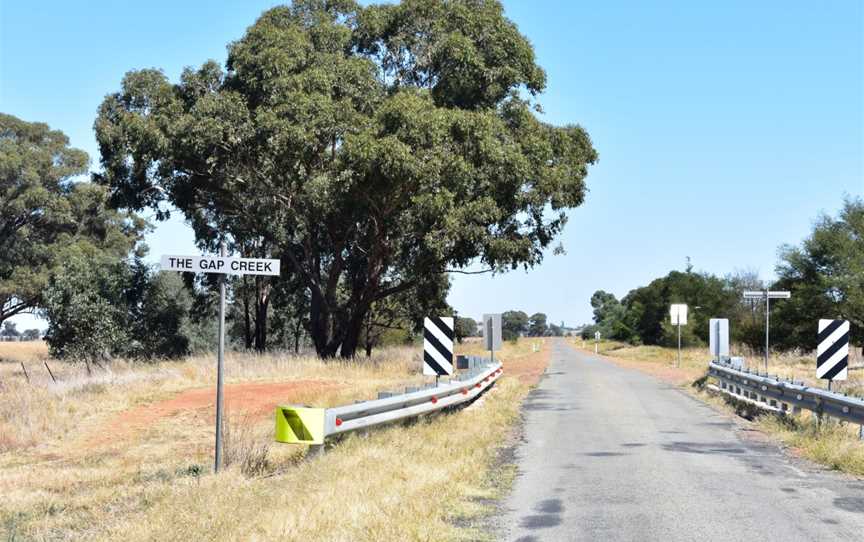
[498,340,864,541]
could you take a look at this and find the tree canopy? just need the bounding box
[94,0,597,357]
[0,113,145,328]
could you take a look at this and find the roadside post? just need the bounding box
[743,290,791,372]
[594,331,600,354]
[708,318,730,362]
[483,314,502,364]
[670,304,687,368]
[160,249,280,473]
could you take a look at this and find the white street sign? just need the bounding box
[670,304,688,326]
[160,255,280,276]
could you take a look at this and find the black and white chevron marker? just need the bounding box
[817,319,849,381]
[423,317,454,376]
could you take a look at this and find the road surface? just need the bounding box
[498,340,864,541]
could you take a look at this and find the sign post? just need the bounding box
[709,318,730,362]
[670,304,688,368]
[743,290,791,372]
[594,331,601,354]
[160,250,280,473]
[483,314,502,364]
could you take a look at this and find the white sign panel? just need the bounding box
[709,318,729,359]
[160,255,280,276]
[594,331,601,340]
[670,304,688,326]
[482,313,503,351]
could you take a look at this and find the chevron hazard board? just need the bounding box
[423,317,454,376]
[817,319,849,381]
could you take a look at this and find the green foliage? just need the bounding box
[0,113,144,327]
[1,322,20,339]
[454,316,477,342]
[772,198,864,350]
[42,257,130,364]
[21,329,41,341]
[589,198,863,353]
[501,310,528,341]
[42,257,193,363]
[527,312,547,336]
[93,0,596,357]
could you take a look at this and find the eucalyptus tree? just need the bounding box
[94,0,597,357]
[0,113,144,328]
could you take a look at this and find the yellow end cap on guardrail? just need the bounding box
[275,406,325,444]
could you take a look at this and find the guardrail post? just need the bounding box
[859,425,863,441]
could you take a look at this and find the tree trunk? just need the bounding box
[242,279,253,350]
[253,278,270,353]
[309,290,341,357]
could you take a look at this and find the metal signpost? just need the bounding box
[483,314,502,363]
[594,331,601,354]
[670,304,687,367]
[160,248,280,473]
[743,290,791,372]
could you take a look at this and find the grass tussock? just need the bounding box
[0,341,546,541]
[759,415,864,476]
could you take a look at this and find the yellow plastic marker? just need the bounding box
[275,406,326,444]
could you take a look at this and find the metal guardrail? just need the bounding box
[708,360,864,426]
[275,358,503,445]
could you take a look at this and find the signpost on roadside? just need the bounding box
[160,247,280,473]
[742,290,791,372]
[709,318,729,362]
[483,314,502,364]
[670,304,687,368]
[594,331,601,354]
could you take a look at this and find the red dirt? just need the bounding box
[504,343,553,385]
[85,380,341,448]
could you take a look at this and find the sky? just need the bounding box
[2,0,862,331]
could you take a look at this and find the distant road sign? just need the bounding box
[483,314,502,351]
[160,255,280,276]
[817,319,849,381]
[423,317,454,376]
[743,290,791,299]
[594,331,601,340]
[670,304,688,326]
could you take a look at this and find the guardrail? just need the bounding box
[275,357,503,446]
[707,360,864,428]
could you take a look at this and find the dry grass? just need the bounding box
[0,340,49,363]
[0,340,549,541]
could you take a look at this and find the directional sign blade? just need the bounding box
[160,255,280,276]
[767,291,791,299]
[743,291,765,299]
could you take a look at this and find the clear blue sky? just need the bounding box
[2,0,862,331]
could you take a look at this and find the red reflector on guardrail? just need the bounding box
[462,389,468,395]
[335,418,343,427]
[431,396,438,404]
